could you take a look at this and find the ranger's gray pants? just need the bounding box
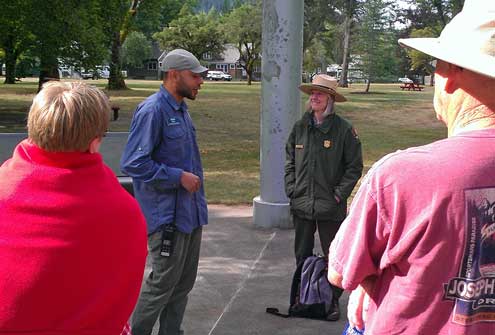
[131,226,202,335]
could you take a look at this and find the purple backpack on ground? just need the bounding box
[266,255,334,320]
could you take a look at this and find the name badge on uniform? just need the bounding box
[323,140,332,148]
[167,117,181,126]
[295,144,304,149]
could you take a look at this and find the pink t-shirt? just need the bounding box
[329,129,495,334]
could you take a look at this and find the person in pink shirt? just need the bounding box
[0,81,147,334]
[328,1,495,334]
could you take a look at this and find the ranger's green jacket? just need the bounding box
[285,111,363,221]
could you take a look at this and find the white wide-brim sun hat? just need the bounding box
[398,0,495,79]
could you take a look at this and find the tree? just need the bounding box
[154,10,225,65]
[222,2,262,85]
[0,49,4,76]
[401,0,464,30]
[338,0,359,87]
[0,1,109,88]
[302,0,342,78]
[353,0,396,92]
[303,0,337,53]
[101,0,143,90]
[405,27,437,84]
[397,0,464,84]
[0,0,33,84]
[106,0,191,89]
[303,28,338,76]
[122,31,152,68]
[26,0,108,90]
[133,0,195,39]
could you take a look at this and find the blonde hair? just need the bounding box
[28,81,110,152]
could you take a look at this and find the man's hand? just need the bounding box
[327,265,344,288]
[347,277,374,331]
[180,171,201,193]
[347,286,368,331]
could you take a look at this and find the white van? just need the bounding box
[206,70,232,81]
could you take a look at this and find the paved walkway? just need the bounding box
[146,205,349,335]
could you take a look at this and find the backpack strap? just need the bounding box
[265,307,290,318]
[266,257,307,318]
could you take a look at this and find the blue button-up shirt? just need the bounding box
[120,85,208,234]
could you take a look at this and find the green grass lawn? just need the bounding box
[0,78,446,204]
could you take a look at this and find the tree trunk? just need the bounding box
[38,55,60,92]
[339,0,353,88]
[4,49,17,84]
[246,66,252,85]
[433,0,447,28]
[4,36,18,84]
[108,31,127,90]
[106,0,140,90]
[365,79,371,93]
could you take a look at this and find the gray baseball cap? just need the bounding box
[161,49,208,73]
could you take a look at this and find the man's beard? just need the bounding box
[177,77,196,100]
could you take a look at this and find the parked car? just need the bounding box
[80,70,96,80]
[81,67,124,80]
[96,66,110,79]
[206,70,232,81]
[398,77,413,84]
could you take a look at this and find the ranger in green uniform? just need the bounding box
[284,74,363,320]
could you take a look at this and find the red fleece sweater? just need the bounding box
[0,140,147,335]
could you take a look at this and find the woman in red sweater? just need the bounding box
[0,81,147,335]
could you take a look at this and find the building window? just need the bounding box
[230,63,235,69]
[216,64,227,72]
[148,62,157,70]
[203,52,212,60]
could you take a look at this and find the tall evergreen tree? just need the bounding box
[353,0,396,92]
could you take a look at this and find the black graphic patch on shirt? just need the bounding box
[443,187,495,325]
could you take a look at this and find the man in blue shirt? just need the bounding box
[121,48,208,335]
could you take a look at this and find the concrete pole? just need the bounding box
[253,0,304,228]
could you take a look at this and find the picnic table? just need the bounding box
[400,82,424,91]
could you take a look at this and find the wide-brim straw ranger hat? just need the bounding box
[299,74,347,102]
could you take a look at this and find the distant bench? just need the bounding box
[0,132,133,196]
[400,83,424,91]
